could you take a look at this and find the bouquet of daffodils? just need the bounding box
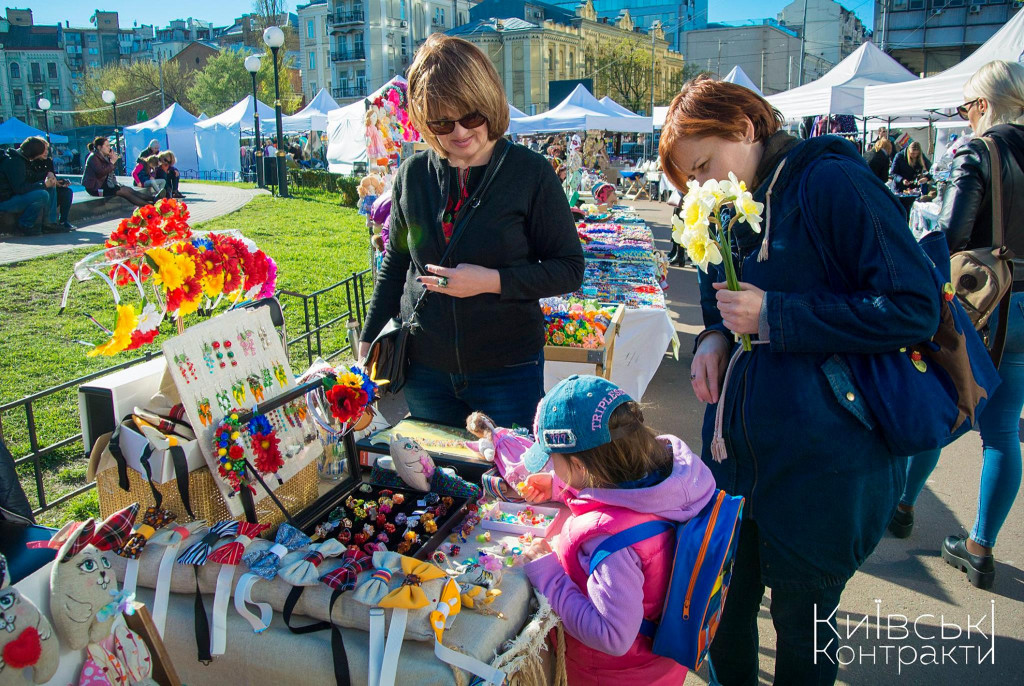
[672,173,765,351]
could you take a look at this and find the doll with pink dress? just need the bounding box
[465,412,543,501]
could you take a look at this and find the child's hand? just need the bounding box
[522,473,552,503]
[521,537,552,563]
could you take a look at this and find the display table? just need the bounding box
[545,306,677,399]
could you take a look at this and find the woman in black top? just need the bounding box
[864,137,892,183]
[890,140,931,190]
[359,35,584,428]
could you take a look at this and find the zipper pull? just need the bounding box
[472,198,481,208]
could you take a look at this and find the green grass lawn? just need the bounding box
[0,191,371,525]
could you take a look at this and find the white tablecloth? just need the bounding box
[544,307,678,400]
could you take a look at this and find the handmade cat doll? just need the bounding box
[0,553,59,686]
[49,519,121,650]
[381,434,481,499]
[465,412,537,501]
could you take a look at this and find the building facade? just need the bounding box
[327,0,475,103]
[0,10,76,130]
[450,0,684,113]
[681,20,831,94]
[298,1,333,99]
[778,0,868,68]
[874,0,1021,76]
[549,0,706,52]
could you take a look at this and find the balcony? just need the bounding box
[28,75,44,84]
[331,47,366,61]
[332,85,364,99]
[329,11,364,31]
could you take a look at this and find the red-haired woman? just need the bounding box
[660,77,939,684]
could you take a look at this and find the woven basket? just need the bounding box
[95,460,320,535]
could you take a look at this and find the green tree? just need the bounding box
[187,49,301,117]
[77,61,193,126]
[661,63,709,105]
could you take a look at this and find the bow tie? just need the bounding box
[207,522,270,566]
[241,523,311,580]
[177,520,240,566]
[117,507,177,559]
[27,504,140,559]
[378,556,447,610]
[319,548,372,591]
[351,550,403,606]
[278,538,347,586]
[149,521,207,548]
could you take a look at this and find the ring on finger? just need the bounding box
[689,373,697,380]
[438,276,449,289]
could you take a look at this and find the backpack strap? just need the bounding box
[981,136,1012,368]
[587,519,675,575]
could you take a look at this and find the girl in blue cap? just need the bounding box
[520,374,716,685]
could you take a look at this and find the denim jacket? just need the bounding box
[697,135,939,591]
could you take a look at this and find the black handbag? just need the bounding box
[366,143,510,394]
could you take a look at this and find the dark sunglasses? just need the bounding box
[956,99,980,120]
[425,111,488,135]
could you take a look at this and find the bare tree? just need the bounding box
[252,0,289,33]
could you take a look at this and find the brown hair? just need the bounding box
[158,150,176,165]
[406,34,509,156]
[566,402,671,489]
[144,154,160,168]
[19,136,48,159]
[465,411,495,438]
[88,136,108,152]
[659,76,784,190]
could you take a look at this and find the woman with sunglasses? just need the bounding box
[358,34,584,429]
[890,60,1024,590]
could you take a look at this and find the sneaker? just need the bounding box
[941,536,995,590]
[888,507,914,538]
[41,222,67,234]
[172,192,185,199]
[61,220,77,230]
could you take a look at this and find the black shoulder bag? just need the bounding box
[366,143,510,394]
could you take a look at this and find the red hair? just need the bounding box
[659,76,784,190]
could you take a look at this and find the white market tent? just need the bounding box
[325,76,410,174]
[767,41,916,119]
[197,113,209,121]
[598,95,640,117]
[194,95,276,176]
[509,102,528,120]
[123,103,199,174]
[863,11,1024,119]
[280,88,341,133]
[722,65,763,96]
[509,84,653,134]
[653,106,669,129]
[0,117,68,144]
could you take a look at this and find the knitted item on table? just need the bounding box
[369,464,481,500]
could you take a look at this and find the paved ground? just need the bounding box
[622,199,1024,686]
[0,181,266,266]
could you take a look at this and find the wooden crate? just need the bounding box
[543,304,626,379]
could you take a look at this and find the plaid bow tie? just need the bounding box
[319,548,372,591]
[352,551,403,606]
[278,538,347,587]
[241,522,311,580]
[117,507,177,559]
[177,520,240,566]
[207,522,270,566]
[27,504,140,559]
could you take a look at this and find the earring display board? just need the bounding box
[161,307,322,517]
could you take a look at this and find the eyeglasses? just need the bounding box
[957,99,980,120]
[425,111,488,136]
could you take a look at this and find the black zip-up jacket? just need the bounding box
[0,149,44,202]
[360,139,585,374]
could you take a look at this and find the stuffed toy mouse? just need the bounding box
[0,553,59,686]
[465,412,537,500]
[377,434,481,499]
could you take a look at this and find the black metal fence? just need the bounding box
[0,269,374,520]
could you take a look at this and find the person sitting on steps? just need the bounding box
[0,135,58,235]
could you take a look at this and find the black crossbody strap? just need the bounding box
[408,141,512,319]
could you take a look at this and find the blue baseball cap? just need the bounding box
[523,375,634,473]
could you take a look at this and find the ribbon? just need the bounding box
[376,556,447,686]
[148,521,207,638]
[241,523,310,580]
[96,589,136,623]
[234,523,311,634]
[176,520,240,664]
[279,538,347,587]
[429,578,506,686]
[208,522,269,657]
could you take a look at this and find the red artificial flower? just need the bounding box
[222,258,243,293]
[165,287,185,313]
[125,327,159,350]
[251,430,283,475]
[325,384,369,425]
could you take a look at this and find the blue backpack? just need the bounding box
[588,489,745,671]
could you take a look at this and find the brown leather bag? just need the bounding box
[950,136,1013,365]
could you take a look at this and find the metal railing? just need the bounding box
[330,10,364,25]
[332,85,364,99]
[1,270,374,519]
[331,47,366,61]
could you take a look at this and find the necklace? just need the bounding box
[441,166,471,243]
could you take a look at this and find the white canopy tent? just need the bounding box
[123,103,199,174]
[325,76,411,174]
[509,84,653,133]
[722,65,763,96]
[653,106,669,129]
[767,41,916,119]
[280,88,341,132]
[194,95,276,176]
[863,11,1024,119]
[197,113,209,121]
[598,95,640,117]
[509,102,528,120]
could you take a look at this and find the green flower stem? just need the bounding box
[715,218,752,353]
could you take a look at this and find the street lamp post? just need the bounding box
[244,54,266,189]
[101,89,121,174]
[37,97,52,144]
[263,26,289,198]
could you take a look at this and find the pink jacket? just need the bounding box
[525,435,715,685]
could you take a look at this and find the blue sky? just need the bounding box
[30,0,875,34]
